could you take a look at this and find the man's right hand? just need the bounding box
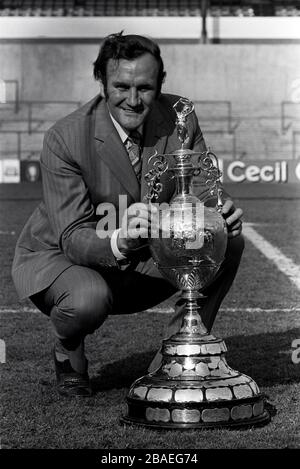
[117,203,157,256]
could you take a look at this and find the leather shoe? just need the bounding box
[53,349,93,397]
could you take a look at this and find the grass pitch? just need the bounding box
[0,183,299,449]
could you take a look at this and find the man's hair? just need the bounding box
[93,32,166,95]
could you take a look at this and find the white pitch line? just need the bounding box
[0,306,299,314]
[0,307,38,313]
[1,223,299,311]
[243,223,300,291]
[0,230,15,235]
[146,307,300,314]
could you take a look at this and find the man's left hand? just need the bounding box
[221,199,243,239]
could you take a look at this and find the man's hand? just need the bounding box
[221,199,243,239]
[117,203,157,255]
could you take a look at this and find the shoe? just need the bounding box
[53,349,93,397]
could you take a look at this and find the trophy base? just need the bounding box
[121,332,270,430]
[121,404,270,430]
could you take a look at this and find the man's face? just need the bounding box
[103,53,160,132]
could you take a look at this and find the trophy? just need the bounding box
[121,98,270,428]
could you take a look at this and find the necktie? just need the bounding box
[125,130,142,182]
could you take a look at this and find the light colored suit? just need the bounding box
[12,93,207,299]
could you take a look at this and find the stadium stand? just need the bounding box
[1,1,300,181]
[0,1,300,17]
[1,83,298,163]
[0,94,81,161]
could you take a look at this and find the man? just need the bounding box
[12,33,243,397]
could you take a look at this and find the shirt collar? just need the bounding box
[108,109,143,143]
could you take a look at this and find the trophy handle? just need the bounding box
[197,149,224,212]
[144,151,169,202]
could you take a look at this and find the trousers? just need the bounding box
[31,235,244,356]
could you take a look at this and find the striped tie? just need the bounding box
[125,130,142,182]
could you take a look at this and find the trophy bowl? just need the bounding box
[150,203,228,295]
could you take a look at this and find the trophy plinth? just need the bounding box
[122,282,269,429]
[121,98,270,429]
[122,300,269,428]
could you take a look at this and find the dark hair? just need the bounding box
[93,32,166,95]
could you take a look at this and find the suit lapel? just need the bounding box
[94,99,140,201]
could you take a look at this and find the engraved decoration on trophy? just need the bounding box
[121,98,270,429]
[174,97,194,147]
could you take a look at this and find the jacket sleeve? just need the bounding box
[40,127,118,269]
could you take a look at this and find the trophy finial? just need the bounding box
[173,98,195,148]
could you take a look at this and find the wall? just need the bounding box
[1,42,299,105]
[1,41,300,160]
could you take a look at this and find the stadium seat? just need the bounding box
[0,1,299,18]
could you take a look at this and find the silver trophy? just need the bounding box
[121,98,269,428]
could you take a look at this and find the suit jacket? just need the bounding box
[12,93,208,299]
